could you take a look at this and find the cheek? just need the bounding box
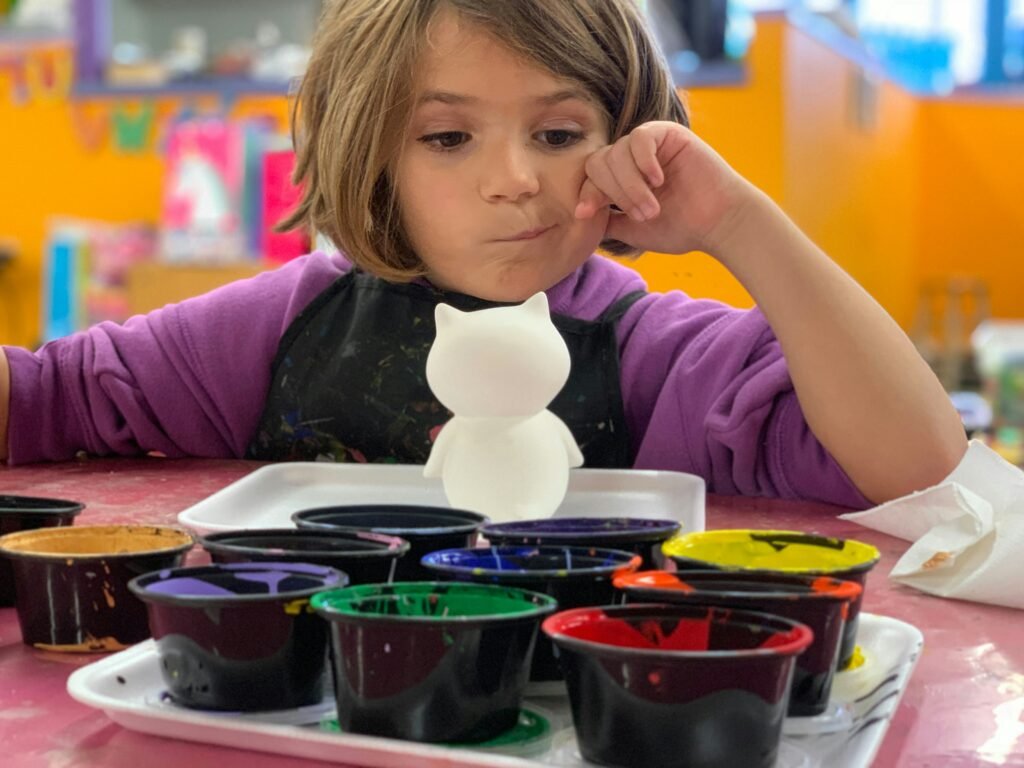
[407,177,468,229]
[576,208,610,247]
[396,163,453,241]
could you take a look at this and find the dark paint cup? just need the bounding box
[292,504,487,580]
[199,528,409,585]
[129,561,346,711]
[614,569,861,716]
[543,603,813,768]
[0,495,85,606]
[662,529,879,669]
[481,517,681,570]
[421,545,642,682]
[312,581,557,743]
[0,525,192,652]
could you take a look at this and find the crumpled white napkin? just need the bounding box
[838,439,1024,609]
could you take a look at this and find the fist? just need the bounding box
[576,121,752,256]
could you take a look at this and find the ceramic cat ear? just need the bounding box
[523,292,549,316]
[434,303,464,331]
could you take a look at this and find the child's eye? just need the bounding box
[419,131,470,151]
[538,129,584,148]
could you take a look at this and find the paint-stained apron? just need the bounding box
[247,270,643,468]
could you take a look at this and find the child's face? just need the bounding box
[396,11,611,302]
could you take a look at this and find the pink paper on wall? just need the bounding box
[262,149,309,263]
[161,118,247,262]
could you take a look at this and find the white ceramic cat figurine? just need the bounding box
[423,292,583,522]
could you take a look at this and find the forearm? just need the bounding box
[0,347,9,462]
[710,189,967,503]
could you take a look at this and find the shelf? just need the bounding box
[0,25,70,47]
[72,76,293,100]
[672,59,748,89]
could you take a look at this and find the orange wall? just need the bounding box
[781,23,1024,328]
[918,99,1024,320]
[618,15,790,307]
[782,25,923,328]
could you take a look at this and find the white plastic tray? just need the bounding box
[176,463,706,536]
[67,613,921,768]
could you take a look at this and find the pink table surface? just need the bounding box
[1,457,1022,768]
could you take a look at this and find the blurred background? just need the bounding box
[0,0,1022,459]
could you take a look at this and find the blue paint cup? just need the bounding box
[481,517,681,570]
[422,545,642,681]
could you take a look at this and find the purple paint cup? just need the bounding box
[129,561,346,711]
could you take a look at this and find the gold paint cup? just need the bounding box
[0,525,193,652]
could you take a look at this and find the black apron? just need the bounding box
[246,270,643,468]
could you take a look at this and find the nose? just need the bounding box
[479,140,540,203]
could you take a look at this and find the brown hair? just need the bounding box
[281,0,689,280]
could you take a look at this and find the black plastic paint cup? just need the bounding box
[199,528,409,585]
[0,495,85,606]
[0,524,192,651]
[544,603,813,768]
[292,504,487,580]
[422,545,642,681]
[130,561,346,711]
[481,517,681,570]
[615,569,861,716]
[663,529,880,669]
[312,581,557,743]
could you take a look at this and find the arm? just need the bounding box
[578,123,966,503]
[2,252,348,465]
[705,190,965,502]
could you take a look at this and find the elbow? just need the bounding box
[860,430,968,505]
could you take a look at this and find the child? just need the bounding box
[0,0,966,507]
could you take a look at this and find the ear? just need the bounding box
[522,292,549,318]
[435,302,463,331]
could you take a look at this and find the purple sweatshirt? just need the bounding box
[4,252,869,508]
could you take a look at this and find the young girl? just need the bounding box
[0,0,966,507]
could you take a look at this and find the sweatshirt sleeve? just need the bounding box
[618,291,872,510]
[4,252,349,465]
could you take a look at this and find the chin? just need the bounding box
[428,249,592,302]
[460,282,542,304]
[487,269,570,303]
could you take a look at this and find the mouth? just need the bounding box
[496,225,555,242]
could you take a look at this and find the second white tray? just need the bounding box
[176,463,706,535]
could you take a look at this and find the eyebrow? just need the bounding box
[416,88,593,107]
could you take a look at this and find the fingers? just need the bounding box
[629,127,664,189]
[575,177,612,220]
[603,207,646,245]
[581,128,662,223]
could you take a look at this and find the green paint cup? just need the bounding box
[312,581,557,743]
